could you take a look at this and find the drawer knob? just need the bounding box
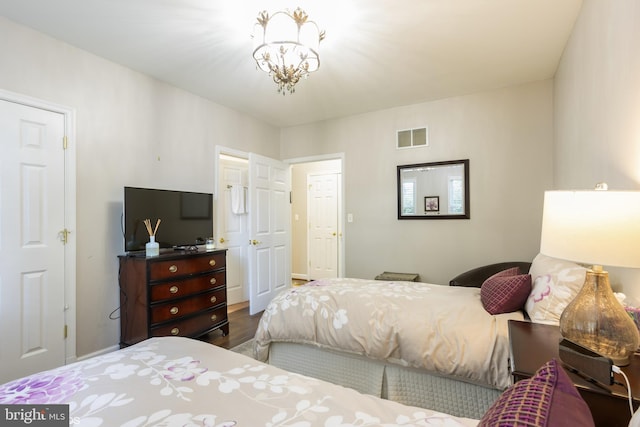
[169,265,178,273]
[169,285,179,294]
[170,306,179,315]
[209,259,216,267]
[210,296,217,303]
[170,328,179,335]
[211,314,217,322]
[210,278,217,285]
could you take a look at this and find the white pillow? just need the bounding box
[525,253,587,325]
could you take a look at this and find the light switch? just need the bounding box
[347,213,353,223]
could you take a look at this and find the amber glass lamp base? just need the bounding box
[559,266,639,366]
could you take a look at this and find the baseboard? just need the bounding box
[77,344,120,362]
[292,273,309,280]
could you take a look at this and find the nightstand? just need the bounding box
[508,320,640,427]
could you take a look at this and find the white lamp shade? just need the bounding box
[540,190,640,268]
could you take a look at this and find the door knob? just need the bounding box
[219,237,225,243]
[250,239,261,245]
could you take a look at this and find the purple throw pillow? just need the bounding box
[479,358,594,427]
[481,268,531,314]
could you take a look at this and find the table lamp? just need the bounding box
[540,187,640,365]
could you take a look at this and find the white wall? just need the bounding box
[0,17,280,357]
[281,80,554,284]
[554,0,640,301]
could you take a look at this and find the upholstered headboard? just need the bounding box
[449,261,532,288]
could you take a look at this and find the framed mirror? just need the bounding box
[397,159,470,219]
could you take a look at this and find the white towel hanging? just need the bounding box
[230,185,247,215]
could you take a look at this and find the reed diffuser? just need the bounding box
[144,218,161,256]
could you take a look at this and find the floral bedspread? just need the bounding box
[254,278,525,390]
[0,336,478,427]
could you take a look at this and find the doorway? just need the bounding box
[214,149,344,308]
[214,148,292,314]
[290,157,343,281]
[216,153,250,305]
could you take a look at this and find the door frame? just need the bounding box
[0,89,77,365]
[285,153,345,280]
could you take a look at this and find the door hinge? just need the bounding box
[60,229,71,244]
[64,324,68,339]
[63,136,68,150]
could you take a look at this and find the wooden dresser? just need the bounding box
[118,249,228,347]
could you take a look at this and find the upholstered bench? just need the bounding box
[375,271,420,282]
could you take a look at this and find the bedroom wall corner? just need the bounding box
[553,0,640,301]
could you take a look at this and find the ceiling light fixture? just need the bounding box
[252,8,325,95]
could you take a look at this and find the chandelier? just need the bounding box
[252,8,325,95]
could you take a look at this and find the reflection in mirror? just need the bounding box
[397,159,469,219]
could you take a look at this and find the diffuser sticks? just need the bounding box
[144,218,161,237]
[144,218,160,256]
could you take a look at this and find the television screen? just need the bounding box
[124,186,213,252]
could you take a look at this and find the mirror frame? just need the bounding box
[397,159,470,220]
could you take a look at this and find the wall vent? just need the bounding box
[397,127,428,149]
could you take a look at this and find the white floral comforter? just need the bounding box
[0,336,478,427]
[255,278,525,390]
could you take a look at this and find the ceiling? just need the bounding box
[0,0,583,128]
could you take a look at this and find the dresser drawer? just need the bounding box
[149,252,226,281]
[150,288,227,324]
[150,305,228,338]
[149,270,226,302]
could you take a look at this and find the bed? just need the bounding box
[253,254,589,420]
[0,336,480,426]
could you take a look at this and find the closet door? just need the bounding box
[0,99,67,382]
[308,172,339,280]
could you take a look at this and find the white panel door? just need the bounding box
[308,172,339,280]
[0,100,67,382]
[248,153,290,314]
[216,156,249,305]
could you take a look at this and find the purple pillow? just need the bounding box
[479,359,594,427]
[481,267,531,314]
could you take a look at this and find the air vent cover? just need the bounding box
[397,127,428,149]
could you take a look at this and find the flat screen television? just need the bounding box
[123,186,213,252]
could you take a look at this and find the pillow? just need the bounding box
[480,268,532,314]
[525,253,587,325]
[478,358,594,427]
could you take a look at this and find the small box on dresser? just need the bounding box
[118,249,228,347]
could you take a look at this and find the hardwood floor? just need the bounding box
[201,302,263,349]
[203,280,309,349]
